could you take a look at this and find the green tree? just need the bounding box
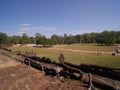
[97,30,116,46]
[51,34,64,44]
[30,37,36,44]
[116,31,120,44]
[0,32,9,44]
[10,35,21,44]
[36,37,53,45]
[82,33,92,43]
[21,33,30,44]
[35,33,42,39]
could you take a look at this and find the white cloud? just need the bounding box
[19,24,56,31]
[21,24,31,27]
[20,27,32,31]
[34,27,56,31]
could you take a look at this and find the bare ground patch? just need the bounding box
[0,64,84,90]
[0,49,84,90]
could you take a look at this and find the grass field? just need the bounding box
[10,44,120,68]
[53,44,116,52]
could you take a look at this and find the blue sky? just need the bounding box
[0,0,120,37]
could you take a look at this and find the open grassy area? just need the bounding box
[10,46,120,68]
[54,44,116,52]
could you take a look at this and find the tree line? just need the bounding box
[0,30,120,46]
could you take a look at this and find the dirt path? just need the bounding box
[48,47,114,55]
[0,49,20,68]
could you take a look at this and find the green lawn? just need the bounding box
[54,44,116,52]
[10,46,120,68]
